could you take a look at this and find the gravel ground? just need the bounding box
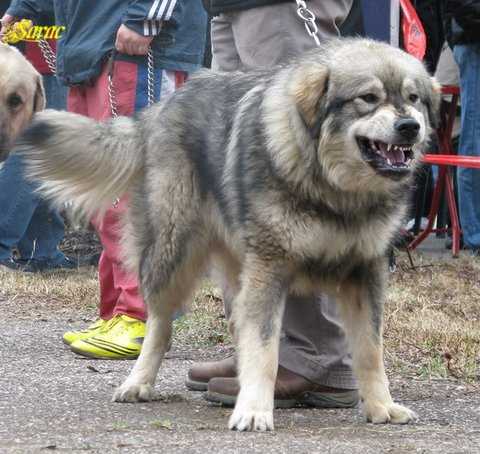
[0,296,479,454]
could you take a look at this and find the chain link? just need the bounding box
[38,39,57,74]
[107,70,119,118]
[109,48,155,208]
[147,48,155,107]
[38,41,155,117]
[108,47,155,119]
[294,0,321,47]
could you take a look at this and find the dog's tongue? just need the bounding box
[389,148,405,164]
[378,142,405,164]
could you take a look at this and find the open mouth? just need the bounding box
[357,137,415,178]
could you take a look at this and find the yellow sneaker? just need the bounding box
[69,315,145,360]
[63,318,108,346]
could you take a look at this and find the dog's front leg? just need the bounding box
[113,306,173,403]
[228,256,287,431]
[336,261,417,424]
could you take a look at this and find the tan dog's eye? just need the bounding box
[359,93,379,104]
[408,94,419,103]
[7,94,23,109]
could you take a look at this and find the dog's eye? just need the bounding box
[7,94,23,109]
[408,94,419,103]
[359,93,379,104]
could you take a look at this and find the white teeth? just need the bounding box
[386,158,392,165]
[369,139,377,150]
[387,144,392,152]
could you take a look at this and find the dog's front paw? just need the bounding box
[228,408,274,432]
[113,382,156,403]
[364,400,417,424]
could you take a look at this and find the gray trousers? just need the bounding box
[212,1,357,390]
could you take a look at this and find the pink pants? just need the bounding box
[68,59,183,321]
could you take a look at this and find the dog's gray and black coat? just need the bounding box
[17,38,440,431]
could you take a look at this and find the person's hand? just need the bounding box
[0,14,17,39]
[115,24,154,55]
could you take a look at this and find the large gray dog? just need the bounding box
[17,38,440,431]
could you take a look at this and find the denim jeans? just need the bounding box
[453,44,480,249]
[0,75,67,264]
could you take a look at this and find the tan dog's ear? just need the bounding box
[291,63,329,134]
[33,76,46,112]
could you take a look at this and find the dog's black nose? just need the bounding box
[394,118,420,140]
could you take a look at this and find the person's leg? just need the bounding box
[233,2,355,392]
[62,85,111,345]
[92,197,145,321]
[0,153,39,262]
[210,14,241,72]
[16,198,66,265]
[67,63,144,358]
[14,75,69,269]
[189,3,356,402]
[70,59,182,358]
[453,44,480,251]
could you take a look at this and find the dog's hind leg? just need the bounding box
[228,255,287,431]
[113,228,208,403]
[335,261,417,424]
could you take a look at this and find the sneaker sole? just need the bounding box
[204,390,359,409]
[62,337,73,346]
[70,344,139,360]
[185,378,208,392]
[205,391,299,409]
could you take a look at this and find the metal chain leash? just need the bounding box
[38,40,155,118]
[109,47,155,119]
[38,39,57,74]
[107,59,119,118]
[295,0,321,47]
[109,47,155,207]
[146,47,155,108]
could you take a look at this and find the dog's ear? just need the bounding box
[291,63,329,136]
[33,76,46,112]
[425,76,442,129]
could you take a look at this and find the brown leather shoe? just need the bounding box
[205,365,359,409]
[186,356,236,391]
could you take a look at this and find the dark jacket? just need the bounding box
[203,0,363,38]
[444,0,480,45]
[1,0,56,75]
[202,0,287,14]
[0,0,10,16]
[8,0,207,85]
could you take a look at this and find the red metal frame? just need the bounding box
[407,86,463,256]
[423,154,480,168]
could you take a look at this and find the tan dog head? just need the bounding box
[0,43,45,161]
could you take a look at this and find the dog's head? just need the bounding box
[285,39,441,193]
[0,43,45,161]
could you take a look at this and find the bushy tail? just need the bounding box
[17,109,143,218]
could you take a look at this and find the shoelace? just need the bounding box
[96,316,122,334]
[97,316,140,338]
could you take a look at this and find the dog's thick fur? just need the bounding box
[0,43,45,161]
[17,38,440,431]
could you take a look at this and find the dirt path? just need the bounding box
[0,296,479,454]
